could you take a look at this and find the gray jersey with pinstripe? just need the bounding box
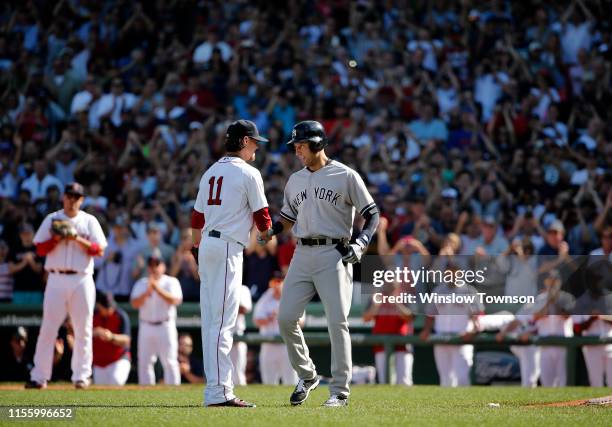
[280,160,375,239]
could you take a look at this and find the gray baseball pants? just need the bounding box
[277,243,353,397]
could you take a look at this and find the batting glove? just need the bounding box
[336,239,366,264]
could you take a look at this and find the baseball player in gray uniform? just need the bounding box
[260,121,379,407]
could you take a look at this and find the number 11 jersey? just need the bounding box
[194,156,268,246]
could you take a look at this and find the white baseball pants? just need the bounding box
[433,344,474,387]
[260,343,298,385]
[582,345,612,387]
[510,345,540,388]
[93,358,131,385]
[137,322,180,385]
[375,350,414,385]
[30,272,95,384]
[199,236,243,405]
[230,341,248,386]
[539,346,566,387]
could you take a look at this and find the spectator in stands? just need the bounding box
[131,222,174,280]
[20,159,63,202]
[590,225,612,258]
[169,228,199,302]
[92,292,131,385]
[96,216,139,301]
[0,239,14,301]
[9,223,44,304]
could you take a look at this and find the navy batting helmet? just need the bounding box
[287,120,327,152]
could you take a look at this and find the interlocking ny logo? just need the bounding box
[292,129,296,139]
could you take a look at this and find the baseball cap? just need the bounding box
[147,248,164,265]
[64,182,85,197]
[547,219,565,234]
[226,120,268,143]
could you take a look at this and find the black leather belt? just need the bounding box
[299,238,342,246]
[49,269,78,275]
[208,230,221,238]
[141,319,169,326]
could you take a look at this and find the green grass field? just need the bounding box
[0,385,610,426]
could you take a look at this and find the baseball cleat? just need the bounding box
[290,376,320,406]
[74,379,90,389]
[24,380,47,389]
[322,394,349,407]
[207,398,256,408]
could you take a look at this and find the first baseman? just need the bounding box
[26,182,107,389]
[191,120,271,408]
[260,120,379,407]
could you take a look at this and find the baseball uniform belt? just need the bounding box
[141,319,169,326]
[208,230,245,247]
[299,237,343,246]
[48,269,78,275]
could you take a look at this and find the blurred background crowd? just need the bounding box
[0,0,611,305]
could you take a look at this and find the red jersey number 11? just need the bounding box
[208,176,223,205]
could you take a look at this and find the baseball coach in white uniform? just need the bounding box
[191,120,272,408]
[27,182,107,389]
[130,249,183,385]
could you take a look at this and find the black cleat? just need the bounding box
[290,377,320,406]
[24,380,47,389]
[208,398,256,408]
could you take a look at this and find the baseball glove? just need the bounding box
[51,219,78,239]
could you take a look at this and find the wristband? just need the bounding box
[271,221,284,236]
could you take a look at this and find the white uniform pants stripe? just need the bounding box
[199,237,242,405]
[30,273,95,384]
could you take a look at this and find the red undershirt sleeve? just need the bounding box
[253,207,272,232]
[36,239,58,256]
[191,209,205,229]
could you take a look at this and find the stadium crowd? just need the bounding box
[0,0,611,386]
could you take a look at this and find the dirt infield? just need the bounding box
[0,384,163,391]
[529,395,612,407]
